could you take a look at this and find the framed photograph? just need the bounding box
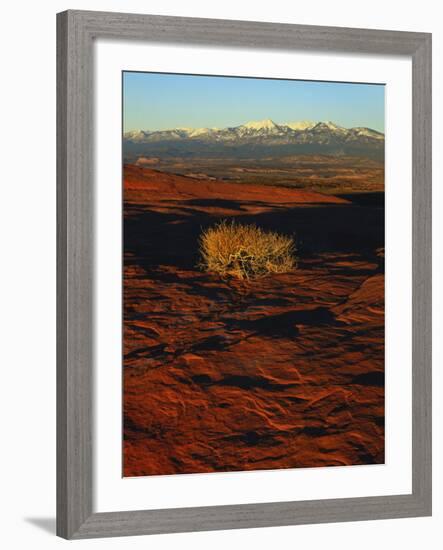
[57,10,432,539]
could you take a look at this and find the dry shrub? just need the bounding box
[199,220,296,280]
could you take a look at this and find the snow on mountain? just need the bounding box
[285,121,316,131]
[310,121,347,134]
[241,119,280,131]
[188,127,219,137]
[233,119,292,139]
[141,129,190,141]
[175,127,220,137]
[123,130,150,142]
[123,120,384,160]
[350,127,385,140]
[324,121,345,130]
[124,120,384,143]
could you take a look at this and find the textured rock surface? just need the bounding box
[123,165,384,477]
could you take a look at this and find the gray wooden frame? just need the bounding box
[57,9,432,539]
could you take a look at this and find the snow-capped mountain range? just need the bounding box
[124,119,384,160]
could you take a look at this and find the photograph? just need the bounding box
[122,71,385,477]
[0,0,436,545]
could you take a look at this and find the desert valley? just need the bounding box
[122,118,385,477]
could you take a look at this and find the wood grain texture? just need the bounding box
[67,9,428,54]
[57,10,93,539]
[56,9,432,539]
[411,34,432,509]
[72,493,427,539]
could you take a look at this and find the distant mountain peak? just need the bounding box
[124,129,146,138]
[325,121,345,130]
[242,119,279,130]
[285,120,316,131]
[313,121,344,130]
[124,119,384,161]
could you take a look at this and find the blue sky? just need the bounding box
[123,72,385,133]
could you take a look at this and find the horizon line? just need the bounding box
[124,118,385,134]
